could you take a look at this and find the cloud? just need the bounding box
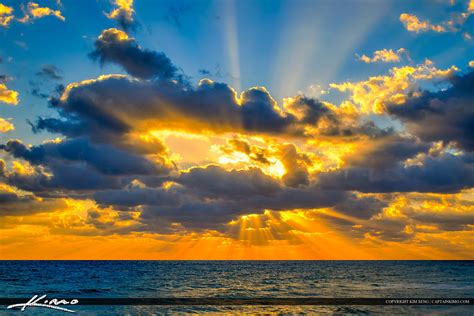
[354,190,474,241]
[0,18,471,243]
[357,48,407,63]
[34,75,305,140]
[344,135,430,170]
[330,60,458,114]
[93,164,350,231]
[0,138,169,176]
[0,82,19,105]
[0,3,14,27]
[36,64,62,81]
[388,70,474,151]
[317,152,474,193]
[89,29,179,81]
[278,143,311,187]
[107,0,135,31]
[399,13,446,33]
[400,2,473,36]
[0,184,67,217]
[0,137,172,195]
[1,1,64,27]
[0,118,14,133]
[19,2,65,23]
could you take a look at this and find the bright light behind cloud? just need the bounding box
[0,0,473,259]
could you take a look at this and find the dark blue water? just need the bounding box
[1,261,473,314]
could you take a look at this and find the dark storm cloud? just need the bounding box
[36,64,62,81]
[317,153,474,193]
[388,70,474,151]
[89,29,179,81]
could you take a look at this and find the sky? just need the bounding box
[0,0,473,259]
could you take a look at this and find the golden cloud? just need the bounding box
[17,2,65,23]
[0,83,19,105]
[0,118,14,133]
[27,2,64,21]
[357,48,406,63]
[107,0,135,29]
[0,3,14,27]
[330,60,458,114]
[400,13,446,33]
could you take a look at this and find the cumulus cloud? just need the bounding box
[330,60,458,114]
[0,184,67,217]
[399,13,446,33]
[34,75,303,139]
[19,2,65,23]
[317,153,474,193]
[0,3,14,27]
[400,2,473,36]
[344,135,430,170]
[357,48,407,63]
[0,118,14,133]
[1,19,472,242]
[1,1,64,27]
[0,137,172,196]
[90,29,179,81]
[388,70,474,151]
[0,82,19,105]
[94,164,351,231]
[107,0,135,31]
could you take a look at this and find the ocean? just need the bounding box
[1,261,473,314]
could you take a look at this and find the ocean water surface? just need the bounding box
[1,260,473,314]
